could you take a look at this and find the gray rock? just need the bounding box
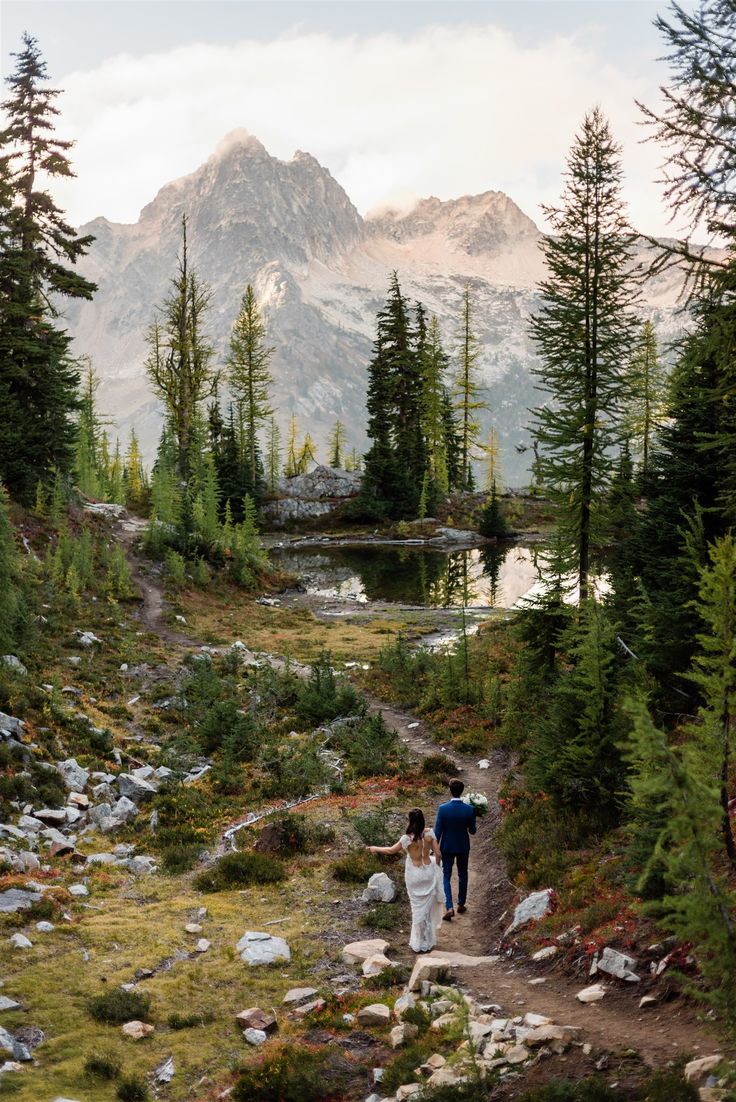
[0,823,26,840]
[505,889,555,935]
[35,921,54,933]
[279,465,362,501]
[283,987,318,1006]
[74,630,101,647]
[17,816,41,833]
[56,759,89,792]
[236,931,291,966]
[362,872,397,904]
[69,883,89,897]
[0,1026,31,1061]
[9,934,33,949]
[244,1027,268,1046]
[0,888,41,913]
[86,852,118,865]
[0,997,21,1012]
[89,802,113,827]
[41,827,73,846]
[593,947,640,982]
[91,782,116,802]
[0,713,23,740]
[261,498,334,527]
[111,796,138,824]
[155,1056,175,1082]
[1,656,27,676]
[32,807,67,825]
[117,773,156,803]
[124,855,157,876]
[357,1003,391,1026]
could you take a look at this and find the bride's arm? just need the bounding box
[367,841,403,855]
[432,836,442,862]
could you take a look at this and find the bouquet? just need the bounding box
[462,791,489,817]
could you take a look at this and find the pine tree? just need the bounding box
[296,433,317,475]
[0,34,95,500]
[328,419,346,468]
[530,108,639,602]
[226,284,274,499]
[145,216,216,480]
[624,321,668,474]
[74,360,106,499]
[481,426,503,491]
[265,416,281,491]
[108,440,124,504]
[384,275,425,514]
[478,480,509,539]
[441,388,462,492]
[453,286,487,491]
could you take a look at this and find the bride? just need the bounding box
[367,808,445,953]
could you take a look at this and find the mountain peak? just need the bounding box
[368,190,539,255]
[213,128,267,159]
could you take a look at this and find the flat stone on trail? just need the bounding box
[283,987,318,1006]
[121,1020,154,1040]
[357,1003,391,1026]
[505,888,554,935]
[236,1008,277,1033]
[236,931,291,966]
[576,983,607,1003]
[408,951,500,991]
[362,872,397,903]
[342,938,389,965]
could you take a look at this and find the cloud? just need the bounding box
[48,23,673,234]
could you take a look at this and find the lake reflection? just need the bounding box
[270,543,542,609]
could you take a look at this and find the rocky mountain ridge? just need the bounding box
[65,129,689,484]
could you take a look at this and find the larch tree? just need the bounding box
[328,419,346,468]
[421,315,451,494]
[625,320,669,474]
[0,34,96,500]
[226,284,274,497]
[265,416,282,491]
[453,286,487,491]
[530,107,639,602]
[125,429,147,511]
[284,414,300,478]
[482,426,503,491]
[145,216,217,481]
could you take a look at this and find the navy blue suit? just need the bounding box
[434,798,476,911]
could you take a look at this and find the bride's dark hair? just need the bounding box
[407,807,425,843]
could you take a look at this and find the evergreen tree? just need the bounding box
[124,429,147,511]
[108,440,124,504]
[284,414,300,478]
[0,34,95,500]
[145,217,217,480]
[478,480,509,539]
[530,108,639,602]
[624,321,668,474]
[74,360,106,499]
[421,315,451,494]
[328,419,346,468]
[296,433,317,474]
[226,284,274,499]
[265,416,281,491]
[453,286,487,491]
[441,387,462,492]
[0,485,20,653]
[384,275,425,514]
[358,331,400,518]
[482,426,503,491]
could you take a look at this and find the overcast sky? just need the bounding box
[1,1,689,235]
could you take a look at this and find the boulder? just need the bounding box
[124,855,158,876]
[236,931,291,966]
[0,998,21,1013]
[505,1044,530,1065]
[524,1024,577,1046]
[111,796,138,824]
[0,713,24,740]
[261,498,333,526]
[155,1056,175,1083]
[195,939,210,953]
[593,947,640,982]
[278,465,361,501]
[74,630,101,647]
[393,992,416,1019]
[121,1020,154,1040]
[117,773,156,803]
[0,888,41,914]
[1,656,27,676]
[0,1026,31,1062]
[362,872,397,904]
[236,1008,277,1033]
[390,1022,418,1048]
[32,807,67,825]
[396,1085,422,1100]
[684,1055,723,1082]
[91,782,116,803]
[56,759,89,792]
[35,921,54,933]
[291,998,326,1018]
[68,792,90,809]
[86,852,118,865]
[283,987,318,1006]
[89,802,114,827]
[9,934,32,950]
[532,945,559,962]
[185,922,203,934]
[17,816,41,833]
[69,884,88,897]
[362,953,397,977]
[576,983,606,1003]
[342,938,390,965]
[357,1003,391,1026]
[408,951,501,991]
[505,889,554,935]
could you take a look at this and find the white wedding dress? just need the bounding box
[400,828,445,953]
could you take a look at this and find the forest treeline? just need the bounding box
[0,0,735,1019]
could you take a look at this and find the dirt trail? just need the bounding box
[117,517,723,1068]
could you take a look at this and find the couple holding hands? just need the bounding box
[367,778,477,953]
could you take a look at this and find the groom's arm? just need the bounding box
[468,809,477,836]
[434,807,444,845]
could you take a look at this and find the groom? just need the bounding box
[434,778,476,921]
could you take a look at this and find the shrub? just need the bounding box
[167,1010,215,1030]
[331,850,383,883]
[360,903,401,931]
[253,813,335,856]
[160,843,203,874]
[84,1051,122,1080]
[352,808,393,846]
[421,753,460,780]
[328,713,403,778]
[296,652,365,725]
[233,1044,349,1102]
[116,1076,149,1102]
[259,741,331,800]
[423,1082,493,1102]
[88,989,151,1024]
[381,1038,437,1093]
[193,850,286,893]
[164,548,187,589]
[362,964,409,990]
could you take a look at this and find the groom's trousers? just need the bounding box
[441,851,469,911]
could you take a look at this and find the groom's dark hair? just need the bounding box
[449,779,465,797]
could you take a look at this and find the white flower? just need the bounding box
[462,791,489,816]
